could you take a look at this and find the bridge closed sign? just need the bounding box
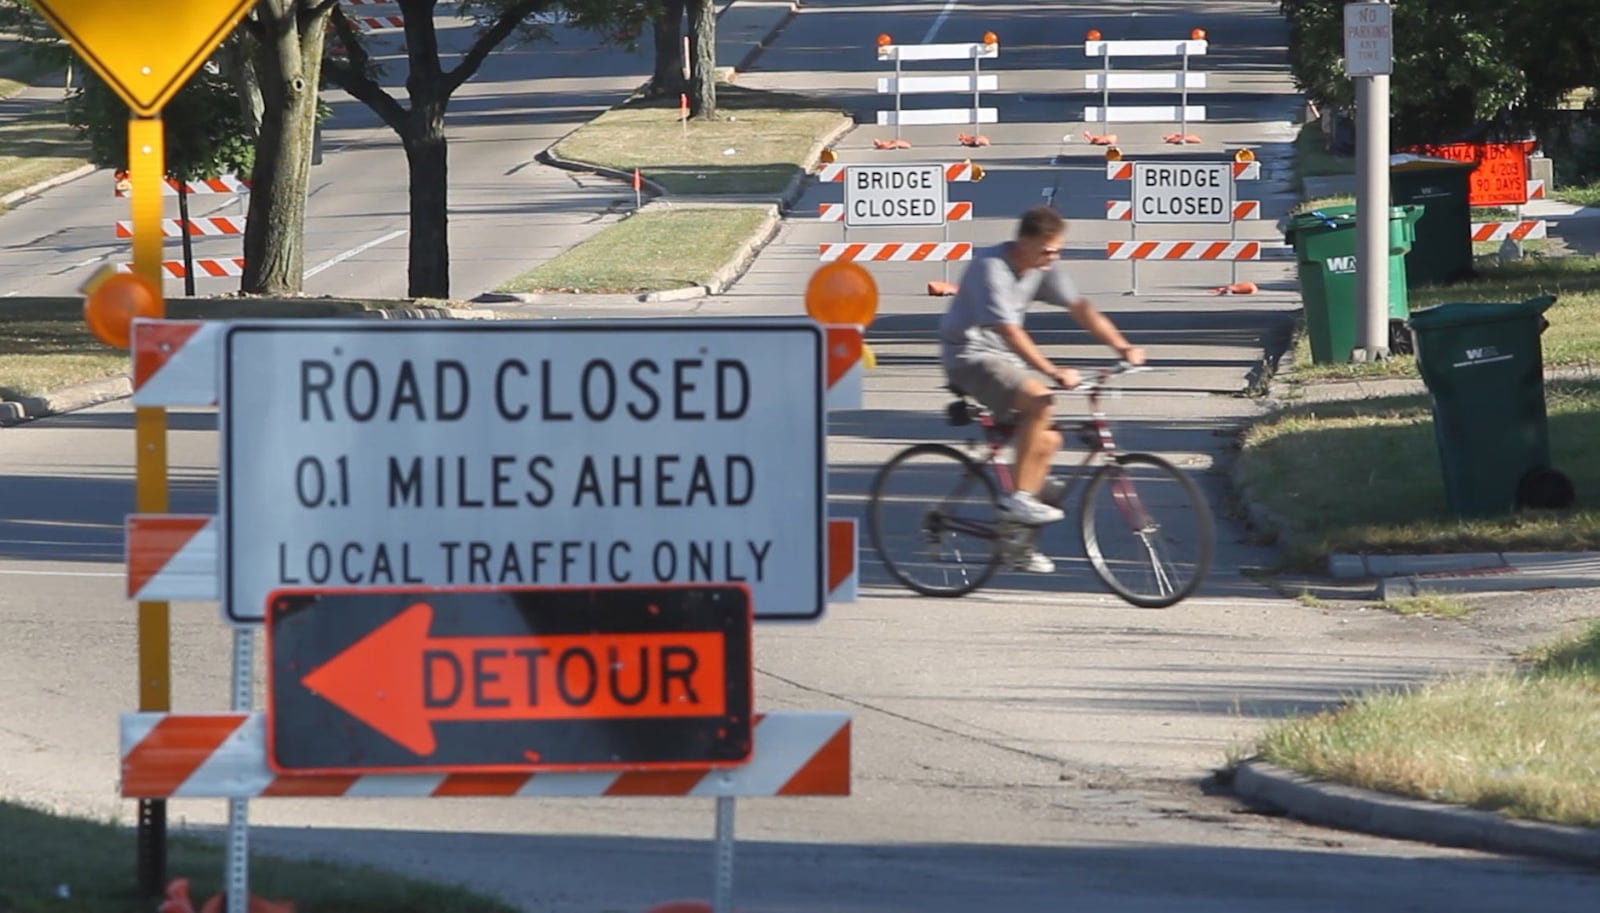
[218,320,826,624]
[1132,163,1233,224]
[843,164,948,227]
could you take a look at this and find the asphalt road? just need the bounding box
[2,1,1599,911]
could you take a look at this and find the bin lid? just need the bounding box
[1283,204,1419,237]
[1390,153,1477,172]
[1407,295,1557,330]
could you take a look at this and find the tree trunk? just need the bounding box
[688,0,717,119]
[241,1,330,295]
[403,99,450,299]
[649,0,687,97]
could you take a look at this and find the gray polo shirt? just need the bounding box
[939,242,1080,364]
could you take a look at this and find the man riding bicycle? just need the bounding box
[938,205,1145,572]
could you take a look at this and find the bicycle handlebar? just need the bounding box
[1054,361,1152,393]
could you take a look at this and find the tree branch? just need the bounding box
[441,0,550,98]
[324,6,410,132]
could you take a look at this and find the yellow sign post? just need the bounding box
[30,0,256,898]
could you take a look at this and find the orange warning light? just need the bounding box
[983,31,998,46]
[877,33,892,47]
[970,163,986,182]
[1234,148,1256,162]
[1105,146,1123,161]
[805,261,879,328]
[82,267,160,350]
[1086,29,1102,41]
[820,148,837,163]
[1191,28,1207,40]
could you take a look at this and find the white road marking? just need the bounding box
[923,0,959,43]
[303,229,407,279]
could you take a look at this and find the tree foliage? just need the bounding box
[1281,0,1599,146]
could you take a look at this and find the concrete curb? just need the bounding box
[1232,760,1600,869]
[0,306,494,427]
[0,162,99,208]
[0,375,131,426]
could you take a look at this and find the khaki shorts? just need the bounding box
[945,355,1031,415]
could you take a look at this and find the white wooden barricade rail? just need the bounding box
[1085,34,1208,143]
[1104,158,1263,292]
[875,34,1000,139]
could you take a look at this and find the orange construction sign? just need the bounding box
[267,585,754,775]
[1403,140,1536,207]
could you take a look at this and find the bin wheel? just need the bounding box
[1389,319,1414,356]
[1516,466,1575,511]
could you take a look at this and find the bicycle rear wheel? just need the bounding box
[1078,452,1215,608]
[867,443,1002,597]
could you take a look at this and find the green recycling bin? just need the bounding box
[1284,204,1424,364]
[1390,154,1476,287]
[1407,294,1568,517]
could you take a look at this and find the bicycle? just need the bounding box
[865,362,1216,608]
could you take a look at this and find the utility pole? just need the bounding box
[1345,0,1394,361]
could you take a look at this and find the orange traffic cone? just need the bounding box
[1084,131,1118,145]
[1211,281,1259,295]
[927,280,958,296]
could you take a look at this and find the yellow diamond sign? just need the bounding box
[33,0,256,116]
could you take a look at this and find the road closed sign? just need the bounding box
[219,320,826,624]
[1132,163,1234,224]
[843,164,947,227]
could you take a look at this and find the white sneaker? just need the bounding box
[1012,549,1056,573]
[998,490,1065,526]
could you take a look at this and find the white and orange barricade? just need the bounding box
[1084,28,1211,144]
[813,160,985,295]
[873,31,1001,142]
[112,171,250,283]
[1101,151,1265,292]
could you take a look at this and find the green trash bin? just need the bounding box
[1283,204,1424,364]
[1407,294,1570,517]
[1390,154,1476,287]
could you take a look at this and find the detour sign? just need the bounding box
[266,584,753,774]
[1403,141,1535,206]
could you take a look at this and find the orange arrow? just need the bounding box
[300,602,728,756]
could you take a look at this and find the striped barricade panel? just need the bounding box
[1107,161,1260,181]
[1106,241,1260,261]
[819,242,972,262]
[825,325,863,411]
[828,518,858,604]
[876,42,999,62]
[117,258,247,279]
[818,202,972,222]
[1526,179,1546,200]
[1470,220,1547,242]
[121,711,851,798]
[350,15,404,29]
[1085,39,1208,57]
[1105,200,1258,221]
[815,162,980,183]
[126,515,217,602]
[132,319,221,407]
[115,175,251,197]
[115,217,246,238]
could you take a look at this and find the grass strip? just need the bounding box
[496,206,770,294]
[549,84,849,196]
[1284,254,1600,382]
[0,798,515,913]
[0,103,91,204]
[1293,121,1355,186]
[1236,379,1600,556]
[0,297,428,400]
[1255,620,1600,828]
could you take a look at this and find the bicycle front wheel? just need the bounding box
[1078,453,1215,608]
[867,443,1002,597]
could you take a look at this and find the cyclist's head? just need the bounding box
[1015,205,1066,269]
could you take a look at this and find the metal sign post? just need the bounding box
[1345,0,1394,361]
